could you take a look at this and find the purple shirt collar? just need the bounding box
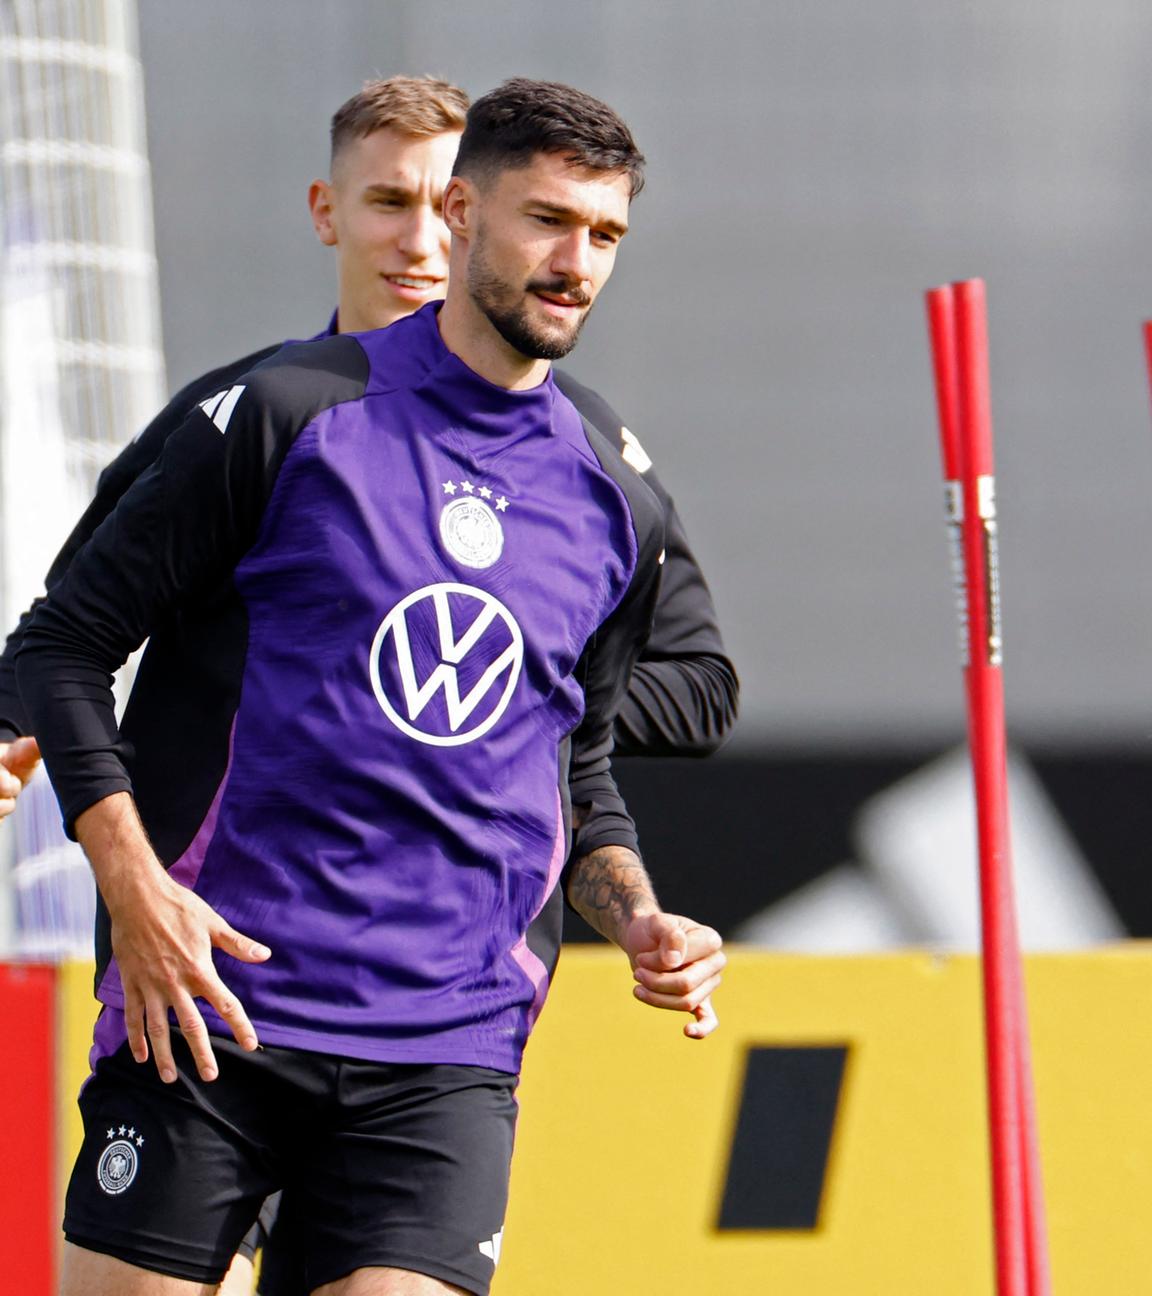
[351,303,561,433]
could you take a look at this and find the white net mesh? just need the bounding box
[0,0,165,958]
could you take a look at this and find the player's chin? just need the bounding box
[527,310,584,356]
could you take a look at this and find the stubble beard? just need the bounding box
[467,231,592,362]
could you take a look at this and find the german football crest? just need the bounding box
[439,479,510,570]
[97,1124,144,1195]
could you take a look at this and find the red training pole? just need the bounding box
[925,280,1051,1295]
[955,283,1051,1296]
[954,279,1033,1296]
[1142,321,1152,416]
[924,286,966,664]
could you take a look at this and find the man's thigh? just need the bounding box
[293,1062,517,1296]
[314,1268,468,1295]
[60,1242,218,1296]
[217,1251,256,1295]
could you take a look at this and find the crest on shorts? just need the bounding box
[97,1124,144,1195]
[439,480,509,570]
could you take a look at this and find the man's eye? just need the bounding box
[534,214,560,226]
[592,231,618,247]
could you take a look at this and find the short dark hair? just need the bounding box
[453,78,645,198]
[330,75,470,170]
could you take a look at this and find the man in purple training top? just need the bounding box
[1,72,737,1296]
[19,79,725,1296]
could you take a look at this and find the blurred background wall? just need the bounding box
[11,0,1152,947]
[137,0,1152,744]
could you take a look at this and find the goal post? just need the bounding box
[0,0,165,957]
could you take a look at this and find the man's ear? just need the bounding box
[441,175,474,239]
[308,179,338,247]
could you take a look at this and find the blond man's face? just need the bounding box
[310,127,461,332]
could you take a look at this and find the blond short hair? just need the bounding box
[330,75,469,169]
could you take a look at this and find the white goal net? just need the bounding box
[0,0,165,957]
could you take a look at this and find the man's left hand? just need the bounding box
[623,912,725,1039]
[0,736,41,819]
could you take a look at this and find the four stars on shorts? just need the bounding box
[107,1124,145,1147]
[441,479,510,511]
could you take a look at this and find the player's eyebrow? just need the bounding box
[527,199,628,239]
[362,182,421,201]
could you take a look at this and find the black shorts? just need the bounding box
[235,1189,281,1263]
[64,1024,518,1295]
[253,1192,334,1296]
[233,1191,307,1296]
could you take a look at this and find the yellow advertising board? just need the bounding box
[54,947,1152,1294]
[502,946,1152,1295]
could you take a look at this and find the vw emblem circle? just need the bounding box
[369,583,524,747]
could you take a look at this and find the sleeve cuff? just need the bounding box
[61,777,134,842]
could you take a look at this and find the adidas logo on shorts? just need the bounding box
[478,1227,503,1265]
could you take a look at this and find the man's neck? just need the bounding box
[334,304,405,335]
[435,291,551,392]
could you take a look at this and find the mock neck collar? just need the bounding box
[430,305,556,415]
[356,304,558,432]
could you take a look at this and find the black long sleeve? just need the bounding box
[0,342,279,743]
[553,369,739,757]
[16,338,360,835]
[566,421,665,862]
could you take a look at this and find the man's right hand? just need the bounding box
[76,792,271,1084]
[0,736,41,818]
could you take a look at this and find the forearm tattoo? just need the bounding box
[568,845,657,945]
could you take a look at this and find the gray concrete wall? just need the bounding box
[136,0,1152,750]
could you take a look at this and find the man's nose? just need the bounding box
[550,228,592,285]
[397,204,445,260]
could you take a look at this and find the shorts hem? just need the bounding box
[234,1233,260,1262]
[64,1229,229,1285]
[307,1251,491,1296]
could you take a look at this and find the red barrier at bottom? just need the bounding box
[0,964,57,1294]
